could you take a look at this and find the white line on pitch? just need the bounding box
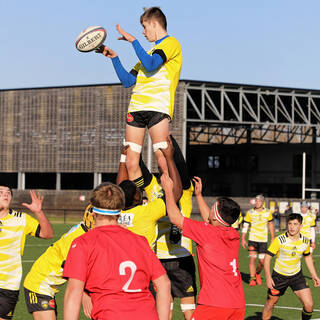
[246,304,320,312]
[22,260,35,263]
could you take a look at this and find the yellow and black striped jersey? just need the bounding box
[24,222,88,297]
[300,212,316,240]
[144,175,193,258]
[244,208,273,242]
[0,209,39,290]
[267,232,310,276]
[129,36,182,119]
[119,198,166,252]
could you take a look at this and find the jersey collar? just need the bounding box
[155,35,169,45]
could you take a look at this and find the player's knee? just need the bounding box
[123,140,142,154]
[153,141,168,153]
[303,302,313,313]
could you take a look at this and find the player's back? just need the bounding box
[74,225,164,320]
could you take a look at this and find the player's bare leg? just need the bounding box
[248,252,257,286]
[294,288,313,319]
[262,294,279,320]
[180,296,196,320]
[149,118,170,175]
[125,124,146,181]
[32,310,56,320]
[255,257,264,285]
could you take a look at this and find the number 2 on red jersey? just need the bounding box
[119,261,142,292]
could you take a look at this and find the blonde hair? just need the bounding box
[90,182,125,210]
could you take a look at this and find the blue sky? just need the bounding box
[1,0,320,90]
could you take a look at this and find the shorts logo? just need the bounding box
[127,113,134,123]
[271,289,280,295]
[49,299,55,308]
[186,286,194,293]
[41,300,49,309]
[248,246,255,251]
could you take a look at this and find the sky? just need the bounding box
[1,0,320,90]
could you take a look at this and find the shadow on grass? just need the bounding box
[246,312,284,320]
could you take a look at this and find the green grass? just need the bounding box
[13,224,320,319]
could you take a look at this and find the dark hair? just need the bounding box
[0,185,13,196]
[140,7,167,30]
[288,213,303,224]
[119,180,138,208]
[217,197,240,225]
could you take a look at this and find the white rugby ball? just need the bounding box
[75,26,106,52]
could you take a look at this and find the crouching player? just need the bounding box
[63,182,171,320]
[23,205,94,320]
[262,213,320,320]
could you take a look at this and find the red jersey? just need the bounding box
[63,225,166,320]
[183,218,245,309]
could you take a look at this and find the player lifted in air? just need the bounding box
[0,185,53,320]
[63,182,171,320]
[23,205,94,320]
[262,213,320,320]
[140,135,197,320]
[162,174,246,320]
[241,194,274,286]
[96,7,182,189]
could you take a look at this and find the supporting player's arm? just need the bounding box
[304,254,320,287]
[264,253,275,290]
[64,278,85,320]
[192,176,210,222]
[116,146,129,185]
[161,174,184,229]
[152,274,171,320]
[160,136,182,203]
[22,190,53,239]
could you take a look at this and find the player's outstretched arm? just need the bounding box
[64,278,85,320]
[264,254,275,290]
[160,136,182,203]
[193,176,210,222]
[304,254,320,287]
[116,146,129,185]
[116,24,136,42]
[22,190,53,239]
[152,274,171,320]
[161,174,184,229]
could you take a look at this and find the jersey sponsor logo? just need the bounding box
[72,243,77,249]
[127,113,134,123]
[119,213,134,227]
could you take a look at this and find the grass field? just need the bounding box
[12,223,320,320]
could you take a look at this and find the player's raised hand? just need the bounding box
[95,45,118,58]
[192,176,203,196]
[159,136,174,159]
[121,145,129,155]
[116,24,136,43]
[160,173,173,193]
[22,190,43,215]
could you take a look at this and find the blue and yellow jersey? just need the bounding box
[300,212,316,240]
[24,222,88,297]
[129,36,182,119]
[267,233,310,276]
[0,210,39,290]
[244,208,273,242]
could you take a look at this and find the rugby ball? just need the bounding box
[75,26,106,52]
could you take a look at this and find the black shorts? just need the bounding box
[126,111,170,129]
[24,287,57,315]
[268,270,309,296]
[248,240,267,254]
[0,288,19,320]
[161,255,197,298]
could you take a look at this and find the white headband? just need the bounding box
[213,202,230,227]
[92,207,121,215]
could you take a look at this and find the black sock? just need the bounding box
[302,308,312,320]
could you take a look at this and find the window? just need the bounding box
[61,173,94,190]
[0,173,18,189]
[25,173,56,189]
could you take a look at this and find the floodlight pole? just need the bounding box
[302,152,306,200]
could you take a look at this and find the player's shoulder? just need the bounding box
[300,234,310,244]
[161,36,181,48]
[277,233,287,244]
